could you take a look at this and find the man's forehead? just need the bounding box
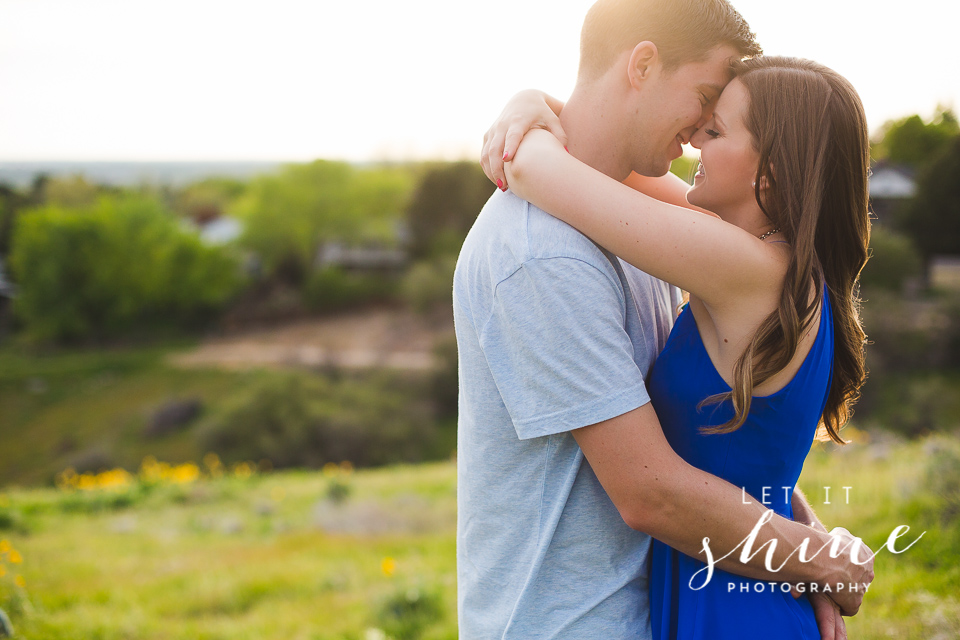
[691,53,740,92]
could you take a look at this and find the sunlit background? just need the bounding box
[0,0,957,161]
[1,1,959,639]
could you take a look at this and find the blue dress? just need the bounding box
[646,291,833,640]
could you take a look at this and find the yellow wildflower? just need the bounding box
[8,550,22,564]
[0,565,5,578]
[139,456,162,483]
[0,539,9,553]
[381,557,396,577]
[322,462,339,477]
[203,452,222,471]
[339,461,354,476]
[97,468,133,490]
[56,467,78,487]
[169,463,200,484]
[233,461,254,479]
[78,474,97,491]
[14,574,25,588]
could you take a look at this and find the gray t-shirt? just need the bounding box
[454,190,681,639]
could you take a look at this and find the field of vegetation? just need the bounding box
[0,430,959,640]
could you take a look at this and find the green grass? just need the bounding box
[0,437,955,639]
[1,343,956,638]
[0,343,268,487]
[798,432,960,639]
[0,464,458,640]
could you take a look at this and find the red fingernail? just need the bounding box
[496,179,504,190]
[564,146,569,153]
[503,152,510,161]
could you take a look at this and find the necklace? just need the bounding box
[757,227,781,241]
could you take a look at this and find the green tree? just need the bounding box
[859,226,922,291]
[872,108,959,167]
[43,175,102,208]
[0,184,25,256]
[234,161,412,283]
[405,162,494,259]
[906,137,960,270]
[172,177,247,222]
[10,194,242,343]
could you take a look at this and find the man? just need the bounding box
[453,1,872,638]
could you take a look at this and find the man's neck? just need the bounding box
[559,82,634,182]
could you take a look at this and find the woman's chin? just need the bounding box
[686,185,705,208]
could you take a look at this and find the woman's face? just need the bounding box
[685,78,761,218]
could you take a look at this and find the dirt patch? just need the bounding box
[168,307,454,372]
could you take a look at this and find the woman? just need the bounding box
[484,56,870,639]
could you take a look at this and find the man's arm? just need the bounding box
[621,171,717,217]
[573,404,874,615]
[793,487,828,533]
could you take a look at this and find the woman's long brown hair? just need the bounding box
[701,57,871,444]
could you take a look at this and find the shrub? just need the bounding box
[860,226,922,292]
[375,584,445,640]
[302,267,396,312]
[861,292,956,373]
[924,436,960,524]
[9,195,242,343]
[401,257,456,314]
[196,372,438,469]
[431,335,459,421]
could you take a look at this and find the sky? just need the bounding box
[0,0,957,162]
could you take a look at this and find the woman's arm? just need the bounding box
[478,91,712,218]
[505,129,781,307]
[481,90,566,191]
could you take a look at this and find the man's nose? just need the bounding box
[698,102,716,128]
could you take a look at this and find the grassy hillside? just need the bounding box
[0,436,957,639]
[1,343,958,638]
[0,345,260,487]
[0,462,458,639]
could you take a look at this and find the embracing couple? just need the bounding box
[453,0,877,638]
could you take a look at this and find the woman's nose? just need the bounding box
[689,127,706,149]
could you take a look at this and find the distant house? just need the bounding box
[314,241,407,273]
[930,256,960,291]
[0,259,15,299]
[0,259,16,336]
[313,221,410,274]
[198,216,243,245]
[181,214,244,246]
[869,163,916,223]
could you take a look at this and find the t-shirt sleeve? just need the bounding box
[479,256,650,440]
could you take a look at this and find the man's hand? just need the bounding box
[481,90,566,192]
[810,592,847,640]
[824,526,875,616]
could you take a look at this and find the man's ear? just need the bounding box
[627,41,659,90]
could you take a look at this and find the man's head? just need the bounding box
[575,0,761,177]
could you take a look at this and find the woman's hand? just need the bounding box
[481,90,566,192]
[502,128,570,203]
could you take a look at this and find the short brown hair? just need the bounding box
[578,0,761,79]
